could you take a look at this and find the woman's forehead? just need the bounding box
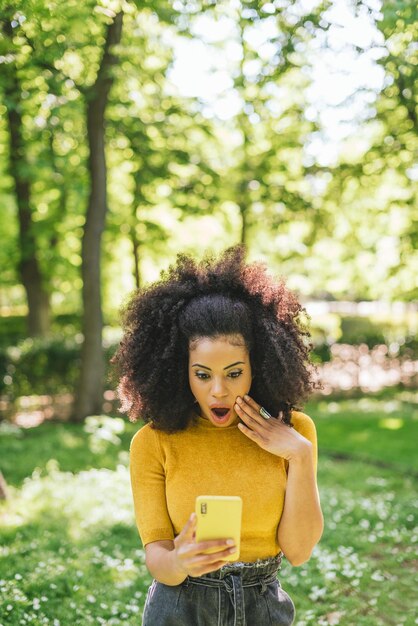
[189,335,248,358]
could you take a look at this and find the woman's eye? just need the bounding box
[195,372,210,380]
[194,370,243,380]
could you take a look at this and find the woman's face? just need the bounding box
[188,334,252,427]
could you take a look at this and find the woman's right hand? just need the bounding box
[172,512,236,577]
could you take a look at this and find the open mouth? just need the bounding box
[212,408,229,417]
[210,406,232,423]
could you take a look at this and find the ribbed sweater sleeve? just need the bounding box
[129,424,174,546]
[291,411,318,476]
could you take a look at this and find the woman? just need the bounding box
[114,246,324,625]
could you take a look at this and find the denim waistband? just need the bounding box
[184,553,283,626]
[189,552,283,583]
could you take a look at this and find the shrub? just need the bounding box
[339,317,386,348]
[0,315,27,347]
[0,338,81,397]
[0,337,119,398]
[0,314,83,348]
[311,342,332,364]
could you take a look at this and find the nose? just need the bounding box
[211,377,228,398]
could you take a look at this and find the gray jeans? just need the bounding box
[141,553,295,626]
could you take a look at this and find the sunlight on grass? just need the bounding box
[309,391,418,472]
[59,430,84,448]
[315,394,418,419]
[350,431,371,442]
[4,461,134,540]
[0,461,149,625]
[378,417,404,430]
[83,416,126,455]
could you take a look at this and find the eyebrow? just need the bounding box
[191,361,245,370]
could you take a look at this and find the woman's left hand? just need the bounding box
[234,395,311,462]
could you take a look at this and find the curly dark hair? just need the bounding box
[112,246,319,432]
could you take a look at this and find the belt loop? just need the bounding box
[260,579,268,595]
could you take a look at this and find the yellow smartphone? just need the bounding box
[195,495,242,562]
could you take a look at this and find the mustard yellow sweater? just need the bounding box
[129,411,317,562]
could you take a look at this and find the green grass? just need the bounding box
[306,390,418,473]
[285,457,417,625]
[0,391,417,625]
[0,419,139,488]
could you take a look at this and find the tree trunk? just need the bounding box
[0,472,8,500]
[239,200,250,248]
[236,18,252,252]
[3,19,51,337]
[48,130,67,249]
[72,11,123,421]
[131,225,141,290]
[131,177,142,290]
[237,173,250,249]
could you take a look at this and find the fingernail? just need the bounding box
[226,539,234,546]
[244,395,250,401]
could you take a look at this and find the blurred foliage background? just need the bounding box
[0,1,417,624]
[0,0,416,421]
